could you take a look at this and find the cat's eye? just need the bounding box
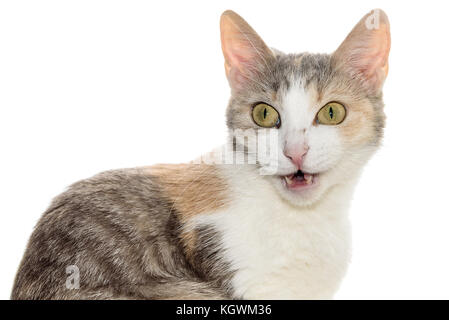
[316,102,346,125]
[252,103,281,128]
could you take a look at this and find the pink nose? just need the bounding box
[284,146,308,169]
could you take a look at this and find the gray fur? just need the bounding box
[11,169,231,299]
[227,51,384,142]
[12,10,387,300]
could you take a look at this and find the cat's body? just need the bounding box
[190,162,354,299]
[12,10,390,299]
[12,162,353,299]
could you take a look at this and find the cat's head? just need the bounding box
[220,9,390,206]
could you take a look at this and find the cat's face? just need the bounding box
[221,10,390,206]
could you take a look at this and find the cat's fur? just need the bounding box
[12,9,390,299]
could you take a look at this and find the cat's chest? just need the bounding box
[194,190,351,299]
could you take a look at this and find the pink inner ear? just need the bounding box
[361,24,390,79]
[358,49,386,81]
[221,34,254,87]
[227,65,250,91]
[223,41,270,91]
[220,11,274,91]
[333,11,391,93]
[221,20,253,69]
[223,37,260,75]
[222,44,251,89]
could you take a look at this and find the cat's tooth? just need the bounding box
[305,174,313,185]
[284,175,293,185]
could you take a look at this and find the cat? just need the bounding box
[11,9,390,300]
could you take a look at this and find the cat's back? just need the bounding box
[11,168,192,299]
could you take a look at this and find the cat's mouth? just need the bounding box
[280,170,317,190]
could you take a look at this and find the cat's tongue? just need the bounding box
[284,170,313,188]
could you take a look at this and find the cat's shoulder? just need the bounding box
[40,167,171,224]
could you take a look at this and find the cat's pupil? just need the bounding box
[329,107,334,119]
[263,108,267,119]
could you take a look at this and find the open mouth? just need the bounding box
[281,170,317,190]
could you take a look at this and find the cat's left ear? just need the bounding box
[220,10,275,91]
[332,9,391,94]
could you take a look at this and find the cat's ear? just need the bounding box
[220,10,274,91]
[332,9,391,94]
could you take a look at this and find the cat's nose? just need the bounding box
[284,145,309,169]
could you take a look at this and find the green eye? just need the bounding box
[252,103,280,128]
[316,102,346,125]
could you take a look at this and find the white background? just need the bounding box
[1,0,448,300]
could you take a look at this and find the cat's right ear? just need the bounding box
[220,10,274,91]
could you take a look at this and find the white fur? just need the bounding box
[260,80,345,177]
[190,79,378,299]
[193,164,356,299]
